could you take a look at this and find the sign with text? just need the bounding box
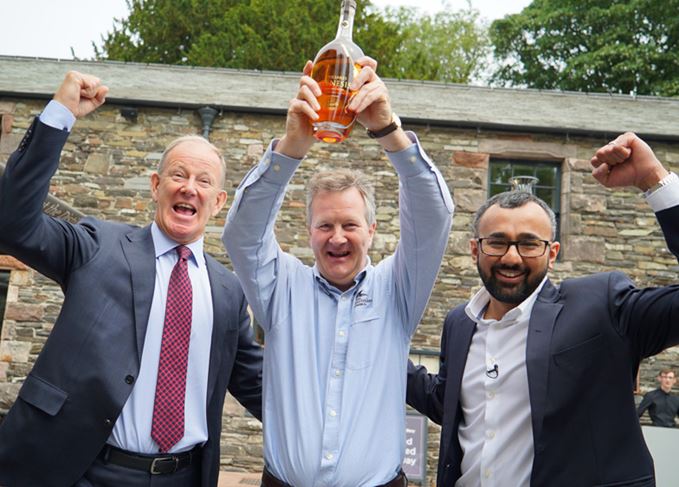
[402,414,427,482]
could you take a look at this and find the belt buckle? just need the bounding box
[150,456,179,475]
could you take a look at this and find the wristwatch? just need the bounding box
[366,113,401,139]
[645,172,677,196]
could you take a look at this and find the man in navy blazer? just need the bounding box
[0,72,263,486]
[407,133,679,487]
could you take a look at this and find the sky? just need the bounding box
[0,0,532,60]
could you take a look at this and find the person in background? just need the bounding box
[638,369,679,427]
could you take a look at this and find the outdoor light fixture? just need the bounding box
[119,107,138,123]
[197,106,219,140]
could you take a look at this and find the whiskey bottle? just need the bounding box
[311,0,364,144]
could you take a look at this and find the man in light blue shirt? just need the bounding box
[223,59,454,486]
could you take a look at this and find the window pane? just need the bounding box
[512,164,535,177]
[535,187,553,207]
[488,159,561,243]
[490,164,513,185]
[536,166,556,187]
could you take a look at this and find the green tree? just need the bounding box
[489,0,679,96]
[376,5,489,83]
[95,0,488,84]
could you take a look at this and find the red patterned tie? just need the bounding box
[151,245,193,453]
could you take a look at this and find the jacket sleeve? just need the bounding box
[612,205,679,359]
[0,118,99,287]
[227,289,264,420]
[406,313,451,425]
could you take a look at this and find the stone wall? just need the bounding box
[1,96,678,483]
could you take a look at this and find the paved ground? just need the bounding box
[218,471,261,487]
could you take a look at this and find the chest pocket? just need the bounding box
[346,314,381,370]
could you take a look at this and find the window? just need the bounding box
[0,270,8,336]
[488,159,562,240]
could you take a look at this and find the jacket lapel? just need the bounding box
[445,312,476,444]
[526,279,562,448]
[205,256,229,405]
[121,225,156,363]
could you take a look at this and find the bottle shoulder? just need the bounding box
[313,38,364,62]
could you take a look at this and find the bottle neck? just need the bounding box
[335,1,356,41]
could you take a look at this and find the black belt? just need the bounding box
[100,444,201,475]
[261,467,408,487]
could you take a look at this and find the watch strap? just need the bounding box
[366,113,401,139]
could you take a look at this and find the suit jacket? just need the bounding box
[0,119,263,487]
[408,205,679,487]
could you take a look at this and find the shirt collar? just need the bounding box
[151,222,205,269]
[465,275,549,325]
[312,256,372,296]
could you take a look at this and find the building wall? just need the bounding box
[1,96,678,482]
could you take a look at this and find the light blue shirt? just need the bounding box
[223,134,453,487]
[40,101,214,454]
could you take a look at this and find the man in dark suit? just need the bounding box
[407,133,679,487]
[0,71,263,486]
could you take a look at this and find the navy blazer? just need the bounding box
[0,119,263,487]
[408,205,679,487]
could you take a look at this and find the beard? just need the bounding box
[478,260,548,305]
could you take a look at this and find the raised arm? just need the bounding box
[592,133,679,355]
[0,72,108,285]
[222,64,319,330]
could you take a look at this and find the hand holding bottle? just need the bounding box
[348,58,391,133]
[276,61,320,159]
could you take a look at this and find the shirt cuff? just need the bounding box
[646,173,679,212]
[39,100,76,132]
[386,131,433,177]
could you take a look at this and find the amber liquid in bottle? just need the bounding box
[311,0,363,144]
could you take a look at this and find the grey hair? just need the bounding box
[306,169,376,227]
[158,135,226,188]
[472,191,557,239]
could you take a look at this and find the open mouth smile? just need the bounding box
[173,202,197,217]
[327,250,351,259]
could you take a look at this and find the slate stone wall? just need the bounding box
[1,96,677,482]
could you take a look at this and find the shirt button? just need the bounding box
[341,295,348,300]
[104,418,112,426]
[124,375,134,384]
[335,369,341,377]
[338,330,345,337]
[484,468,492,478]
[486,430,495,439]
[329,409,337,417]
[409,155,417,164]
[273,164,280,172]
[325,453,334,460]
[487,391,495,399]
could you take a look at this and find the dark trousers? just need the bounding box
[261,466,408,487]
[74,449,201,487]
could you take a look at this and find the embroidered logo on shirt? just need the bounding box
[354,290,373,308]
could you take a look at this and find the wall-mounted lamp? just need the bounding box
[119,107,138,123]
[197,106,219,140]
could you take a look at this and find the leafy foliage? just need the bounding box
[489,0,679,96]
[95,0,489,83]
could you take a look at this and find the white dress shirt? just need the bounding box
[457,277,547,487]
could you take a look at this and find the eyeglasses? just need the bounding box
[478,238,550,258]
